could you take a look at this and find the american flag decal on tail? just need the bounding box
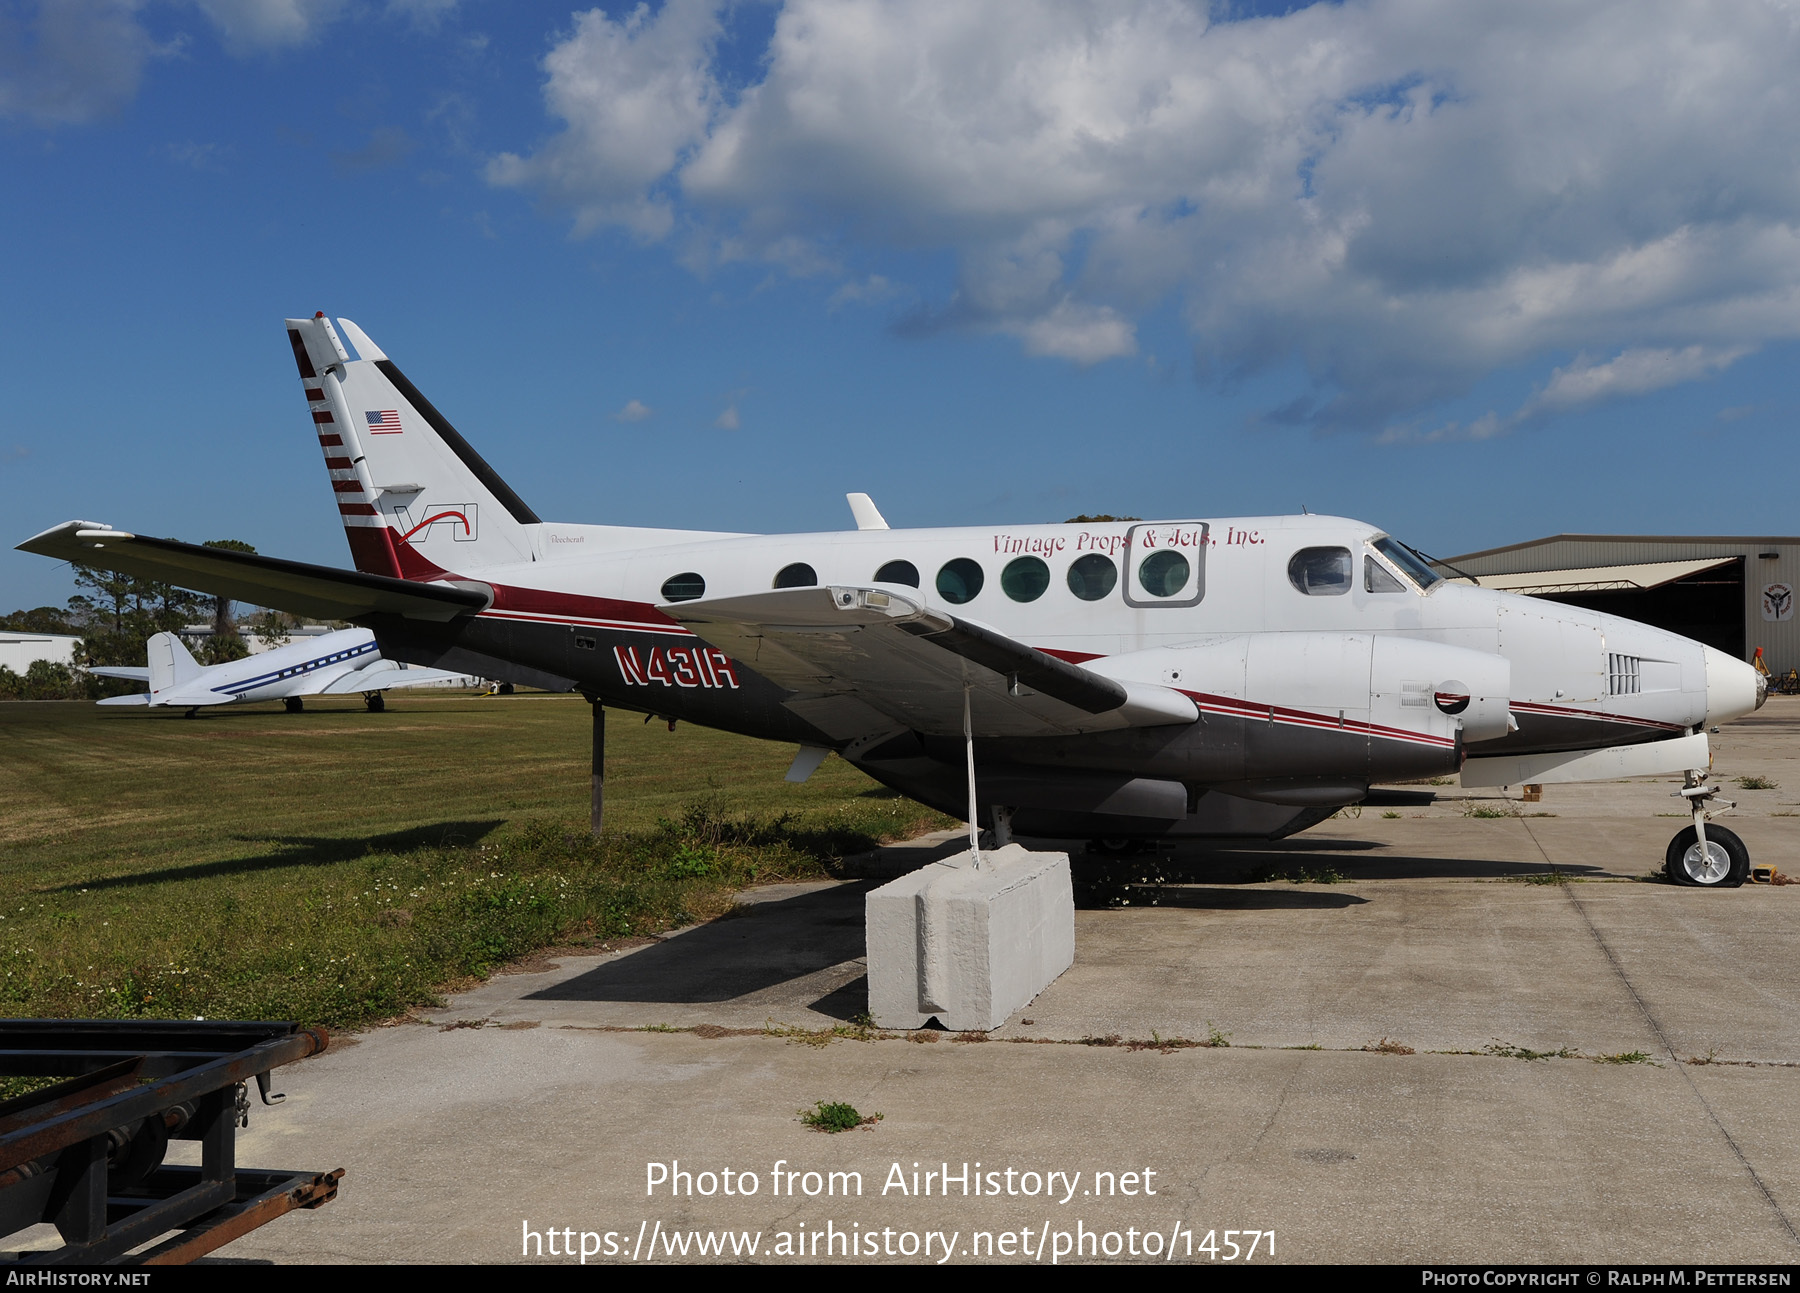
[365,409,402,434]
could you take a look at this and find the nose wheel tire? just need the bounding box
[1664,824,1749,888]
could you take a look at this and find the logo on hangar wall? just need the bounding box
[1764,583,1793,622]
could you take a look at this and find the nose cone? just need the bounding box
[1704,646,1764,725]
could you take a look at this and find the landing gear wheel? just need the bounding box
[364,692,385,713]
[1665,824,1750,888]
[283,696,304,714]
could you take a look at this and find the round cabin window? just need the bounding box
[1137,549,1190,599]
[660,572,706,602]
[874,559,920,587]
[1001,556,1050,602]
[1067,553,1117,601]
[936,558,985,605]
[773,562,817,589]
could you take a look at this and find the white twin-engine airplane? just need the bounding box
[18,314,1767,886]
[89,627,467,714]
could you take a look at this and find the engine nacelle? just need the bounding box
[1090,632,1512,746]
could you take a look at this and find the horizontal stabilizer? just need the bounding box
[96,694,151,706]
[17,522,488,623]
[89,666,151,682]
[663,585,1196,739]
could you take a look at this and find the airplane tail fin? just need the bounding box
[146,632,202,698]
[283,314,540,580]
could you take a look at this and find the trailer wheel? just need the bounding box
[1665,824,1749,888]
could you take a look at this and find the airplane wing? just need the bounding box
[89,666,151,682]
[16,522,488,623]
[313,662,470,694]
[663,585,1196,740]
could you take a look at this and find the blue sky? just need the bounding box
[4,0,1797,613]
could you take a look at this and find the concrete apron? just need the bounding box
[205,703,1800,1263]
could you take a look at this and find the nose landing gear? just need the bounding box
[1666,770,1748,887]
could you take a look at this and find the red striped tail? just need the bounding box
[284,314,539,580]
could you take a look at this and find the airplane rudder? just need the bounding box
[325,317,539,571]
[285,313,404,578]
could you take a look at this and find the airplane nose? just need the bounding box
[1704,646,1763,724]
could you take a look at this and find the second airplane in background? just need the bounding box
[91,627,469,714]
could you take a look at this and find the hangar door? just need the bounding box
[1462,558,1745,659]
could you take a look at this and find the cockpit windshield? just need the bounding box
[1372,537,1444,591]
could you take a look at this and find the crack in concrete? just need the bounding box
[1233,1051,1309,1165]
[1520,819,1800,1249]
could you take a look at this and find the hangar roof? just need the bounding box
[1442,534,1797,578]
[1444,557,1738,595]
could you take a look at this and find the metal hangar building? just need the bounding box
[1441,534,1800,673]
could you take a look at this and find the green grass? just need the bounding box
[0,696,953,1028]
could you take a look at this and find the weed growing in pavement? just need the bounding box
[1361,1037,1415,1055]
[765,1017,887,1047]
[1482,1041,1581,1061]
[1593,1051,1660,1066]
[1382,811,1401,819]
[1511,872,1570,885]
[1247,863,1344,885]
[1736,775,1779,790]
[799,1101,881,1133]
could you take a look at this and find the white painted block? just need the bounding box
[865,844,1075,1031]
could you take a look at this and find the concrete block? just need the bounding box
[865,844,1075,1031]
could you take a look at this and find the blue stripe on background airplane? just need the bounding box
[89,627,468,713]
[17,313,1767,886]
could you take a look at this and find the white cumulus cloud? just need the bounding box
[494,0,1800,429]
[189,0,348,53]
[0,0,158,125]
[613,398,654,422]
[487,0,724,239]
[1524,346,1755,417]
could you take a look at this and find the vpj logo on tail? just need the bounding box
[391,501,479,544]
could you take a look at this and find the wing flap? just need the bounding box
[663,585,1196,738]
[17,522,486,624]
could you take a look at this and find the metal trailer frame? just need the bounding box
[0,1019,342,1265]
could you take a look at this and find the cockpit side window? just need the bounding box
[1288,547,1352,596]
[1364,554,1406,593]
[1372,537,1443,590]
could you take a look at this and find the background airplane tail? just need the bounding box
[146,632,202,698]
[284,314,540,580]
